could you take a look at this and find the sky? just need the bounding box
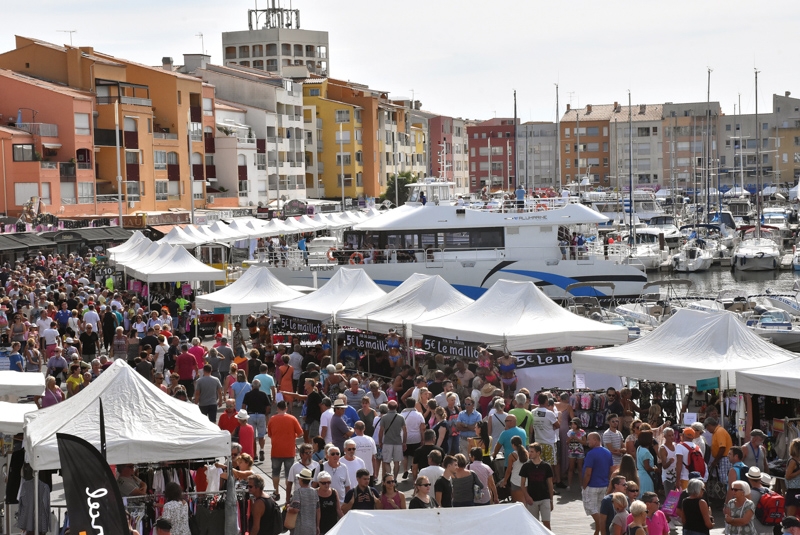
[4,0,800,122]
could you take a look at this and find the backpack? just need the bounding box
[732,461,748,483]
[755,490,785,526]
[680,442,707,478]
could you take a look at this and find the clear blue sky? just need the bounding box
[3,0,798,121]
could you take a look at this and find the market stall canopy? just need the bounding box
[107,230,147,254]
[195,266,303,314]
[157,225,206,247]
[271,268,386,323]
[0,370,46,400]
[109,237,154,265]
[122,242,177,274]
[131,246,225,283]
[325,503,553,535]
[573,308,797,389]
[24,360,230,471]
[208,221,248,242]
[414,279,628,351]
[227,218,265,238]
[735,354,800,398]
[0,402,37,434]
[724,186,750,197]
[336,273,473,335]
[298,215,327,231]
[183,225,219,245]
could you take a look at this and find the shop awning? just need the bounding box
[0,235,28,251]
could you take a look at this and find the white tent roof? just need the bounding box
[0,371,45,399]
[790,184,799,201]
[271,268,386,322]
[260,219,297,236]
[323,213,353,230]
[228,218,265,238]
[195,266,303,314]
[183,225,217,245]
[724,186,750,197]
[24,360,230,471]
[0,402,37,434]
[573,309,797,388]
[336,273,473,335]
[132,246,225,283]
[107,230,147,254]
[117,241,171,270]
[298,214,327,231]
[208,221,248,242]
[414,279,628,350]
[326,503,553,535]
[736,356,800,398]
[109,237,154,265]
[157,225,205,247]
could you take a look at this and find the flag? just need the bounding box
[56,432,130,535]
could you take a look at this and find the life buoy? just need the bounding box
[327,248,337,262]
[349,252,364,265]
[536,203,548,212]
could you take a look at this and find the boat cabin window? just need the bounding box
[343,228,504,250]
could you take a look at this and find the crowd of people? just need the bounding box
[7,252,800,535]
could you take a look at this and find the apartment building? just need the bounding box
[662,102,721,192]
[390,99,428,187]
[466,118,518,193]
[608,104,664,189]
[0,69,96,217]
[222,4,328,78]
[181,55,306,205]
[516,121,558,190]
[416,113,469,195]
[302,77,404,199]
[0,36,208,214]
[770,93,800,185]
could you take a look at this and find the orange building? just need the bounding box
[559,104,612,187]
[0,36,210,215]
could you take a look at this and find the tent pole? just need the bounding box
[33,472,38,535]
[4,453,9,535]
[720,372,726,432]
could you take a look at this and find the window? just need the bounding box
[40,182,51,204]
[334,130,351,143]
[637,127,650,137]
[565,160,571,168]
[652,127,658,134]
[603,142,609,152]
[203,98,213,115]
[74,113,90,135]
[603,127,608,136]
[125,181,141,201]
[603,157,609,167]
[491,146,503,156]
[167,151,179,165]
[336,153,351,166]
[470,162,476,172]
[587,142,599,152]
[252,44,263,57]
[12,144,34,161]
[238,46,249,58]
[763,123,769,130]
[479,162,489,171]
[355,151,362,164]
[238,180,249,196]
[155,180,169,201]
[564,144,570,153]
[266,59,277,72]
[355,129,362,142]
[586,127,599,136]
[154,151,167,170]
[14,183,38,206]
[125,150,142,164]
[225,47,236,60]
[77,182,94,204]
[588,157,600,166]
[266,43,277,56]
[256,153,266,170]
[725,124,731,131]
[564,128,570,138]
[309,88,320,96]
[335,109,350,123]
[720,155,726,165]
[354,110,362,123]
[123,117,137,132]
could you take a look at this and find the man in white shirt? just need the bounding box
[434,380,460,409]
[532,393,561,486]
[340,439,367,489]
[366,381,388,408]
[288,344,304,391]
[418,450,445,485]
[319,398,334,443]
[41,321,61,359]
[321,446,351,503]
[351,421,378,479]
[399,398,426,480]
[286,443,320,502]
[82,304,100,332]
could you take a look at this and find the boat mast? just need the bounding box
[755,69,761,240]
[628,91,634,238]
[555,83,561,190]
[706,68,712,222]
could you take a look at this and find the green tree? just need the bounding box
[381,172,413,206]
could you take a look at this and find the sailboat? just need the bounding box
[732,69,782,271]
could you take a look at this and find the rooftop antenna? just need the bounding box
[567,91,575,108]
[57,30,76,46]
[196,32,205,54]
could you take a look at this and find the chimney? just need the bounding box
[786,91,792,97]
[161,57,173,71]
[586,104,592,114]
[639,104,646,114]
[566,103,571,112]
[613,101,619,111]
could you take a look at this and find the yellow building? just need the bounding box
[0,36,207,213]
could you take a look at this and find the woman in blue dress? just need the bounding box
[636,429,656,497]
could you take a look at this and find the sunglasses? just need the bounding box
[627,488,639,493]
[319,481,331,485]
[417,483,431,487]
[329,452,340,456]
[385,480,395,484]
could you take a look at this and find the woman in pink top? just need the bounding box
[188,337,206,369]
[627,491,669,535]
[379,473,406,509]
[40,376,64,408]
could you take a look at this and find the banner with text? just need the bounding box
[513,351,573,369]
[278,316,324,335]
[420,335,482,359]
[342,331,388,351]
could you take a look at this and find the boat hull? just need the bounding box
[732,253,779,271]
[250,257,648,300]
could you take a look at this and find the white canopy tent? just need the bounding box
[573,309,797,388]
[183,225,219,245]
[130,246,225,283]
[736,357,800,398]
[115,241,172,270]
[414,279,629,351]
[724,186,750,197]
[107,230,147,254]
[789,184,799,201]
[0,402,37,434]
[0,371,45,401]
[298,215,327,231]
[157,225,206,247]
[23,360,230,471]
[209,221,248,242]
[326,503,553,535]
[271,268,386,323]
[195,266,303,314]
[109,237,155,265]
[336,273,473,336]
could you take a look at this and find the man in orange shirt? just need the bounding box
[218,399,239,435]
[267,400,303,501]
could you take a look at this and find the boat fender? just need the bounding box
[327,248,337,262]
[757,251,765,258]
[774,258,778,269]
[349,252,365,265]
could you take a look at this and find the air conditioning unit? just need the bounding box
[128,201,135,208]
[207,195,214,203]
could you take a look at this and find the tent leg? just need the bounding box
[4,453,9,535]
[33,472,38,535]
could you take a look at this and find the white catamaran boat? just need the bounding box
[249,180,648,299]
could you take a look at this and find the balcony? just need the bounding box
[154,132,179,140]
[16,122,58,137]
[237,137,257,146]
[94,128,117,146]
[97,194,123,203]
[317,162,324,173]
[96,96,152,107]
[317,140,323,151]
[190,132,203,142]
[77,162,92,170]
[59,162,76,179]
[40,161,58,170]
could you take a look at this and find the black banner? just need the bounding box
[278,316,324,335]
[420,335,482,359]
[513,351,572,369]
[56,433,130,535]
[342,331,388,351]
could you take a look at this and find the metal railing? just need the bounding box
[97,194,123,203]
[77,162,92,170]
[40,161,57,169]
[59,162,76,178]
[16,122,58,137]
[190,132,203,142]
[237,137,256,145]
[61,197,76,205]
[96,96,152,107]
[154,132,179,140]
[78,195,94,204]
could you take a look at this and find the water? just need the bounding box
[649,266,800,297]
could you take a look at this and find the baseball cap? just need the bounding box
[782,517,800,529]
[682,428,695,438]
